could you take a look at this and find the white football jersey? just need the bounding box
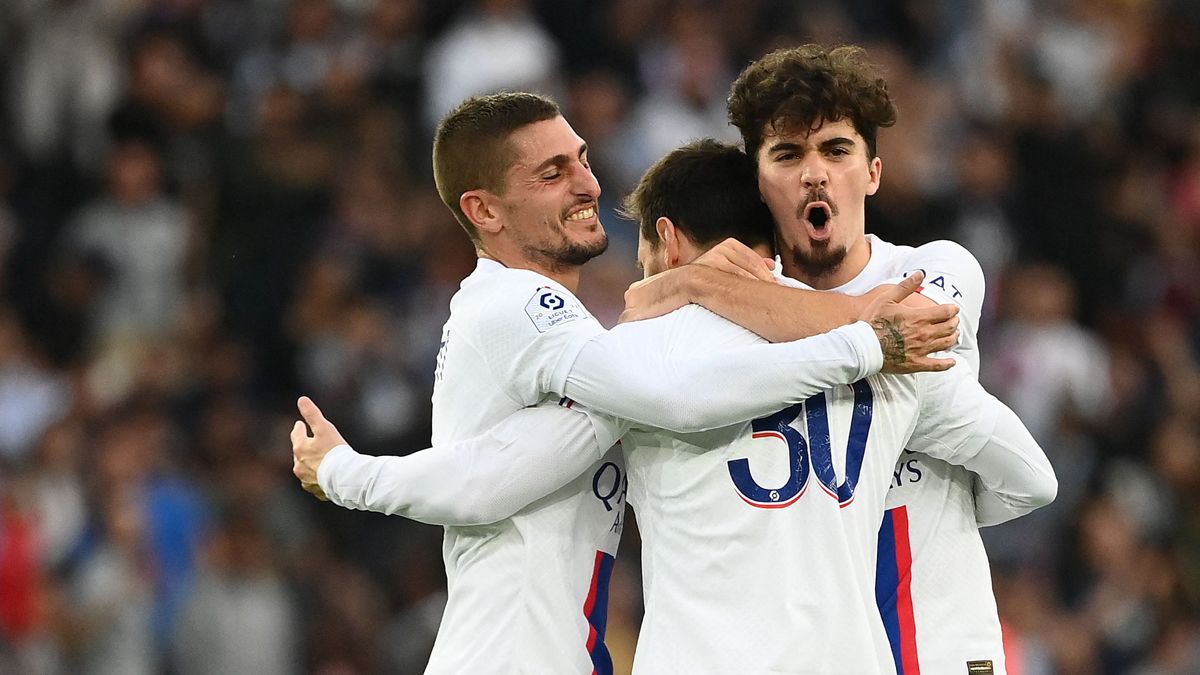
[427,258,626,674]
[814,234,1006,675]
[624,301,1020,675]
[422,257,883,674]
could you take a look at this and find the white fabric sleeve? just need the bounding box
[464,270,607,407]
[560,312,883,433]
[899,241,986,365]
[316,403,628,526]
[906,370,1058,526]
[966,404,1060,526]
[899,240,985,327]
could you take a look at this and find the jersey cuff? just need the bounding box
[588,411,631,451]
[841,320,884,378]
[316,443,356,501]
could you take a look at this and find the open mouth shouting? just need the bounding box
[801,200,836,241]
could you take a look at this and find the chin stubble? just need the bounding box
[789,240,848,280]
[523,228,609,272]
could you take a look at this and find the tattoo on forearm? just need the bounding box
[872,318,907,366]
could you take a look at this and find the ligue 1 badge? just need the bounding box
[525,286,583,333]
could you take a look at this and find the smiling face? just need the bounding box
[756,118,881,288]
[493,116,608,272]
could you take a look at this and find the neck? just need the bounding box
[781,235,872,290]
[478,249,583,293]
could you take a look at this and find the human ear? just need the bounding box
[461,190,502,234]
[656,216,681,268]
[866,157,882,196]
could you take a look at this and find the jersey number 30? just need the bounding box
[727,380,874,509]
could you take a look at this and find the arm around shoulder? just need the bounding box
[318,404,625,526]
[560,310,881,432]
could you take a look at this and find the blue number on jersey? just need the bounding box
[727,402,810,507]
[808,380,874,506]
[728,380,874,509]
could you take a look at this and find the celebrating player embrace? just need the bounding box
[290,43,1056,675]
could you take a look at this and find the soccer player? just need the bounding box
[296,139,1055,673]
[623,44,1021,674]
[300,92,959,674]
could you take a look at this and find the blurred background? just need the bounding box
[0,0,1198,673]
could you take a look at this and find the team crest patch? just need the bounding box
[525,287,583,333]
[965,660,993,674]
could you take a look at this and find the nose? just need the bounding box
[573,160,601,200]
[800,159,828,190]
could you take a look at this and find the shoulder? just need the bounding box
[453,266,596,341]
[905,240,984,279]
[668,304,763,349]
[456,265,577,317]
[902,240,986,316]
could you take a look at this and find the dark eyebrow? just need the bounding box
[819,137,855,150]
[766,141,803,155]
[766,137,855,155]
[532,142,588,174]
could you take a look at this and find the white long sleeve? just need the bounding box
[558,306,882,433]
[317,403,625,526]
[965,404,1059,526]
[907,370,1057,526]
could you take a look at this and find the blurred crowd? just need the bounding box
[0,0,1198,673]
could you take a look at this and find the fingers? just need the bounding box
[720,255,773,283]
[290,420,308,447]
[291,403,331,501]
[909,302,959,322]
[293,459,309,484]
[883,271,923,303]
[927,333,959,353]
[725,262,765,281]
[884,354,957,374]
[297,396,325,429]
[697,239,775,283]
[902,305,959,341]
[923,315,959,340]
[621,271,688,322]
[742,251,776,282]
[908,356,956,373]
[294,454,327,500]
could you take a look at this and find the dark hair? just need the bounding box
[620,139,775,253]
[728,44,897,162]
[432,92,561,243]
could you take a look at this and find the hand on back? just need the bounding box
[859,272,960,374]
[620,238,776,323]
